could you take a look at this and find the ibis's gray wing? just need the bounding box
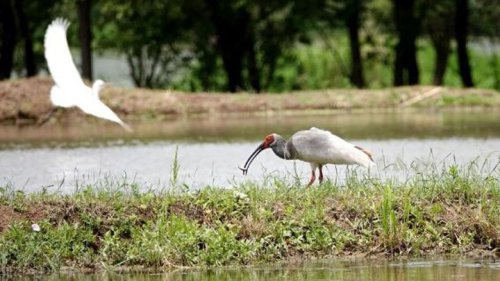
[44,18,85,90]
[291,128,374,167]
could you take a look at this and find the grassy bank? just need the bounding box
[0,165,499,274]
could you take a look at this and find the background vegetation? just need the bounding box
[0,0,498,92]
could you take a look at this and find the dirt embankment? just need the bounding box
[1,77,499,125]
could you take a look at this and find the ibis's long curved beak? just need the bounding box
[239,143,266,175]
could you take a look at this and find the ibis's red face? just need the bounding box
[262,134,275,148]
[239,134,274,175]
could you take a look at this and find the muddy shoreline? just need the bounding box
[1,77,499,126]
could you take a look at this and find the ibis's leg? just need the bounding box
[318,165,324,183]
[307,164,318,187]
[307,170,316,187]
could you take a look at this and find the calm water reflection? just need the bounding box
[8,259,500,281]
[1,109,500,147]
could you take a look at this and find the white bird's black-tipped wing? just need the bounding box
[44,18,85,90]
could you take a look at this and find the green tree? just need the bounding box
[14,0,37,77]
[455,0,474,87]
[0,0,16,79]
[98,0,193,88]
[392,0,422,86]
[194,0,323,92]
[423,0,454,85]
[0,0,63,79]
[346,0,366,88]
[470,0,500,90]
[77,0,93,80]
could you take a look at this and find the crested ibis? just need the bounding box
[239,127,375,186]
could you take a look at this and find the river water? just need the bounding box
[8,258,500,281]
[0,110,499,192]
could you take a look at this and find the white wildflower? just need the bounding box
[31,223,41,232]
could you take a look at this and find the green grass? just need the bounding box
[0,164,499,274]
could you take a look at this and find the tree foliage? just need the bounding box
[0,0,498,91]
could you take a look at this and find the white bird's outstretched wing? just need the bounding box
[44,18,85,90]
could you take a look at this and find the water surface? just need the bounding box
[0,110,499,192]
[1,138,498,192]
[1,109,499,147]
[9,259,500,281]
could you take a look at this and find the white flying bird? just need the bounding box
[240,127,375,186]
[44,18,131,131]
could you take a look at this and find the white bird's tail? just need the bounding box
[118,121,133,132]
[104,109,133,132]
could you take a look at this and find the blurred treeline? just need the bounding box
[0,0,498,92]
